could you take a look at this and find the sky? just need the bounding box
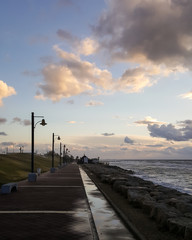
[1,0,192,159]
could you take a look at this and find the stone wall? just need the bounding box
[83,164,192,240]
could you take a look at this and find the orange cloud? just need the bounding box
[0,80,16,106]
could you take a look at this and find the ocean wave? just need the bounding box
[108,159,192,195]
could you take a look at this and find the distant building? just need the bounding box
[82,155,88,163]
[77,155,100,164]
[78,155,88,164]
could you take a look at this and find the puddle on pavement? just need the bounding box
[80,168,136,240]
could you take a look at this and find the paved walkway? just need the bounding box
[0,164,97,240]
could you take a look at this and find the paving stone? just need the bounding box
[0,164,94,240]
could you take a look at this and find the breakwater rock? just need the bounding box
[83,164,192,240]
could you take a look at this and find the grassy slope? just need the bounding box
[0,153,60,186]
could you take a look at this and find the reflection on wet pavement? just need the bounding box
[80,168,136,240]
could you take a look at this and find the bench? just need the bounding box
[1,183,18,194]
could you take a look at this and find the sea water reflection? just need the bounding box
[80,168,136,240]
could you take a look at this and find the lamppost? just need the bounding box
[51,133,60,173]
[63,144,66,164]
[65,148,70,163]
[60,142,62,167]
[28,112,47,182]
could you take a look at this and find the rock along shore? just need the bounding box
[82,163,192,240]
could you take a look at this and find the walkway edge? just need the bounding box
[79,167,99,240]
[82,166,147,240]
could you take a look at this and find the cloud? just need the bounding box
[0,118,7,124]
[16,143,28,148]
[148,124,185,141]
[77,38,98,56]
[67,121,76,124]
[178,119,192,126]
[36,45,114,101]
[117,67,156,93]
[57,29,78,43]
[124,136,134,144]
[37,63,93,100]
[92,0,192,71]
[12,117,21,123]
[12,117,31,126]
[86,100,104,107]
[148,120,192,141]
[157,145,192,159]
[57,30,98,56]
[180,91,192,100]
[135,116,165,125]
[37,45,158,101]
[0,80,16,106]
[36,1,192,101]
[23,119,31,126]
[120,147,128,151]
[0,132,7,136]
[0,142,14,146]
[175,146,192,158]
[102,133,115,136]
[146,144,164,148]
[54,45,113,89]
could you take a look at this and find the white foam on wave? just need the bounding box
[109,159,192,195]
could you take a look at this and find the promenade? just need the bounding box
[0,164,97,240]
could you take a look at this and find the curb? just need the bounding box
[84,168,147,240]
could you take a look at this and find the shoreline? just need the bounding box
[82,163,192,240]
[107,159,192,196]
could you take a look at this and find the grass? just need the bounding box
[0,153,60,187]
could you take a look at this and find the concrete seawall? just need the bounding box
[82,163,192,240]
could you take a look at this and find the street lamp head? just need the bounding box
[40,119,47,126]
[57,136,61,140]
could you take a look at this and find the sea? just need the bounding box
[106,159,192,195]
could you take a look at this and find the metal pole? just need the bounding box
[31,112,34,173]
[63,145,66,163]
[60,142,62,166]
[52,133,54,168]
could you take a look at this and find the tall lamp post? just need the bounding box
[66,148,70,163]
[63,144,66,164]
[63,145,66,164]
[51,133,60,173]
[28,112,47,182]
[60,142,62,167]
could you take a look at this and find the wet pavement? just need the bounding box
[80,168,136,240]
[0,164,95,239]
[0,164,136,239]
